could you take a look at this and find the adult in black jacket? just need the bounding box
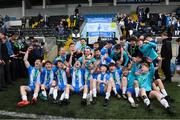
[0,38,6,91]
[161,33,172,82]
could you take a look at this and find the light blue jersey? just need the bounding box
[97,73,110,94]
[136,63,155,91]
[53,55,66,64]
[139,42,158,61]
[126,71,136,88]
[28,66,41,91]
[84,68,93,88]
[109,68,122,92]
[100,55,115,65]
[131,62,142,75]
[109,69,122,85]
[78,57,96,67]
[70,68,85,90]
[55,68,67,90]
[110,51,129,67]
[97,73,110,82]
[41,68,54,89]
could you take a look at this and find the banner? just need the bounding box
[117,0,160,3]
[88,32,114,38]
[87,18,112,23]
[86,23,116,32]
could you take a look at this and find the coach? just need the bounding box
[161,32,172,83]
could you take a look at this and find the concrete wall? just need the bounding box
[79,5,131,15]
[0,3,179,18]
[25,8,68,16]
[0,7,22,18]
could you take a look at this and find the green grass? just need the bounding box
[0,79,180,119]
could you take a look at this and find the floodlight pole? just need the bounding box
[43,0,46,9]
[113,0,117,6]
[22,0,25,17]
[165,0,169,5]
[89,0,92,6]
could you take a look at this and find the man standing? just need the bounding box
[0,32,13,86]
[0,38,5,91]
[8,32,18,82]
[161,32,172,82]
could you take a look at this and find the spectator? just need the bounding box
[56,21,64,35]
[25,17,29,28]
[8,32,19,82]
[174,19,180,36]
[70,15,75,29]
[0,32,13,86]
[21,17,26,28]
[15,37,28,78]
[161,32,172,83]
[0,36,5,91]
[0,15,3,27]
[62,18,68,31]
[4,15,10,22]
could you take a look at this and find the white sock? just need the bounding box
[53,89,58,100]
[60,91,65,101]
[175,31,178,35]
[135,88,139,97]
[65,93,69,99]
[105,92,111,100]
[93,88,97,97]
[89,90,93,101]
[122,87,127,94]
[160,93,165,98]
[143,98,150,106]
[33,93,38,99]
[128,97,135,104]
[161,89,168,97]
[160,98,169,108]
[42,90,47,97]
[89,93,93,102]
[156,86,160,91]
[49,87,54,95]
[90,90,92,95]
[113,88,117,95]
[22,95,27,101]
[83,93,87,99]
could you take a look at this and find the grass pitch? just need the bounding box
[0,79,179,119]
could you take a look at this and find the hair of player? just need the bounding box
[108,62,116,68]
[44,60,52,65]
[69,42,75,47]
[122,67,129,71]
[55,60,63,66]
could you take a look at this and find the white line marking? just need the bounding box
[0,110,69,119]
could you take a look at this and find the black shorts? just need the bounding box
[146,91,151,97]
[154,70,160,80]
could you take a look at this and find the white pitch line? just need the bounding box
[0,110,70,119]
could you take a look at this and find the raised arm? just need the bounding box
[23,47,33,68]
[123,51,129,67]
[144,41,157,49]
[149,63,155,79]
[68,52,73,67]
